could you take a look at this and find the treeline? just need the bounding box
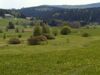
[0,9,25,18]
[1,6,100,26]
[20,7,100,25]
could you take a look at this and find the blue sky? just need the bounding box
[0,0,100,9]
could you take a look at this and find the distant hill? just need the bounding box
[1,3,100,25]
[20,3,100,12]
[19,3,100,24]
[53,3,100,9]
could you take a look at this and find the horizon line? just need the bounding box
[0,2,100,10]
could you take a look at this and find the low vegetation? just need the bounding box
[0,18,100,75]
[60,26,71,35]
[27,35,47,45]
[8,38,21,44]
[82,32,90,37]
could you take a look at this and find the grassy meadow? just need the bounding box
[0,18,100,75]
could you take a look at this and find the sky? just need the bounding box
[0,0,100,9]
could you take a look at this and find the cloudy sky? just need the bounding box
[0,0,100,9]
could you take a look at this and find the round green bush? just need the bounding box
[82,33,90,37]
[8,38,21,44]
[18,34,22,38]
[61,27,71,35]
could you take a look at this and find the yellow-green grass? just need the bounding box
[0,19,100,75]
[0,18,30,28]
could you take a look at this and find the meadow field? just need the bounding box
[0,19,100,75]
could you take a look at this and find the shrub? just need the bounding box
[0,29,3,33]
[33,24,42,36]
[61,26,71,35]
[18,34,22,38]
[82,33,90,37]
[43,34,55,40]
[7,22,15,29]
[3,34,6,39]
[42,23,51,34]
[27,35,47,45]
[53,29,58,36]
[8,38,21,44]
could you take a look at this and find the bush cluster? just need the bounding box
[8,38,21,44]
[27,35,47,45]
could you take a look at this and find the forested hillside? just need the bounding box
[1,3,100,25]
[0,9,25,18]
[20,6,100,24]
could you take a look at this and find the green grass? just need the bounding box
[0,36,100,75]
[0,19,100,75]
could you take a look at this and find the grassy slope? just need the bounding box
[0,19,100,75]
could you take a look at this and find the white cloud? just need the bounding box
[0,0,100,9]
